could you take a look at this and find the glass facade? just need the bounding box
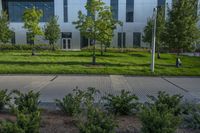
[126,0,134,22]
[110,0,118,20]
[5,0,54,22]
[64,0,68,22]
[118,32,126,48]
[158,0,165,7]
[133,32,141,47]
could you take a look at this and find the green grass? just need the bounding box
[0,50,199,76]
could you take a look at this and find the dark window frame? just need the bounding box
[126,0,134,22]
[118,32,126,48]
[133,32,141,47]
[64,0,68,22]
[110,0,118,20]
[3,0,54,22]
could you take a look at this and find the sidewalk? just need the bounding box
[0,75,199,104]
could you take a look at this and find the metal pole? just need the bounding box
[151,8,157,73]
[121,25,124,52]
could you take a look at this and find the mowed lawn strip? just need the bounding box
[0,50,199,76]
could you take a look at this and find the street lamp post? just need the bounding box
[151,8,157,73]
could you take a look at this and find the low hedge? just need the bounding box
[0,44,59,51]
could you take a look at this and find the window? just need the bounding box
[133,32,141,47]
[126,0,134,22]
[87,0,91,16]
[26,32,34,45]
[64,0,68,22]
[4,0,54,22]
[62,32,72,38]
[158,0,165,7]
[110,0,118,20]
[118,32,126,48]
[11,32,15,45]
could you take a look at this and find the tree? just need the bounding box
[165,0,200,55]
[44,16,60,51]
[23,7,43,56]
[0,11,12,44]
[73,0,120,64]
[142,7,165,59]
[97,7,121,56]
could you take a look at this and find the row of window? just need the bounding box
[3,0,165,23]
[11,31,141,48]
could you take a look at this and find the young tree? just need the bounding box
[0,11,12,44]
[142,7,165,59]
[73,0,120,64]
[142,18,154,48]
[97,7,121,56]
[44,16,60,51]
[165,0,200,55]
[23,7,43,56]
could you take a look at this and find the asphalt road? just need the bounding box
[0,75,199,103]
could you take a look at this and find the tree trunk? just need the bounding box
[157,48,161,59]
[32,43,35,56]
[92,40,96,65]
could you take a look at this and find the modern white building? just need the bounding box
[0,0,187,50]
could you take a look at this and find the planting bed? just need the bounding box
[0,110,199,133]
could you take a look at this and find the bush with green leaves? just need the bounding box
[1,90,41,133]
[0,111,41,133]
[181,102,200,129]
[78,105,117,133]
[103,90,139,115]
[140,91,182,133]
[12,90,40,113]
[0,121,25,133]
[55,93,82,116]
[74,88,117,133]
[55,87,99,116]
[0,89,11,110]
[147,91,183,116]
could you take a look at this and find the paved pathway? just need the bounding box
[0,75,199,103]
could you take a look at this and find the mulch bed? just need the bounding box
[0,110,199,133]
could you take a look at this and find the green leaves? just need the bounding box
[0,11,12,44]
[44,16,60,50]
[103,90,139,115]
[165,0,200,54]
[140,91,182,133]
[0,89,11,111]
[23,7,43,43]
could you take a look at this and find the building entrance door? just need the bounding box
[62,38,71,50]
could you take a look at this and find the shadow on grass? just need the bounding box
[12,53,123,58]
[0,60,150,67]
[129,53,147,57]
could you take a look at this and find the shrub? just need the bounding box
[140,105,181,133]
[0,89,11,110]
[103,90,139,115]
[78,106,117,133]
[12,90,40,113]
[16,111,41,133]
[0,121,25,133]
[0,44,58,51]
[147,91,183,116]
[0,111,41,133]
[181,102,200,129]
[55,87,99,116]
[55,93,82,116]
[75,88,116,133]
[140,91,182,133]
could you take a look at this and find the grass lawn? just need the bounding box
[0,50,199,76]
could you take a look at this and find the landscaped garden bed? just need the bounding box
[0,88,200,133]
